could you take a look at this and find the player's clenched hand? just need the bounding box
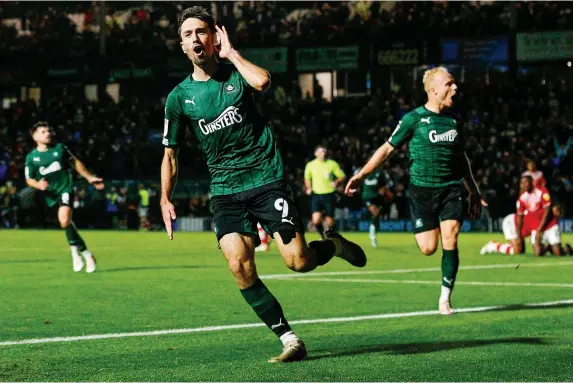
[214,25,234,59]
[38,179,49,190]
[345,174,364,196]
[161,200,177,240]
[468,193,485,218]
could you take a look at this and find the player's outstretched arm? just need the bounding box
[215,25,270,92]
[160,147,179,240]
[345,142,395,196]
[70,153,104,190]
[462,152,486,217]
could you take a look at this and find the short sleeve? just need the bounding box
[24,154,38,180]
[162,89,186,147]
[61,143,74,163]
[541,189,552,208]
[331,161,345,179]
[388,113,415,148]
[304,162,313,181]
[516,198,526,215]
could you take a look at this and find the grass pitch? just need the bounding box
[1,230,572,381]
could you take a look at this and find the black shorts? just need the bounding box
[408,183,463,233]
[311,192,336,217]
[211,181,304,245]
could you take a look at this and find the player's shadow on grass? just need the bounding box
[101,265,215,273]
[306,337,546,360]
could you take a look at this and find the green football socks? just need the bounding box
[441,248,459,288]
[64,222,87,252]
[240,279,292,337]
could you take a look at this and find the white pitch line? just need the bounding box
[261,261,573,279]
[287,277,573,288]
[1,299,572,347]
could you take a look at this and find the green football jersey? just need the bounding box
[163,64,284,196]
[387,106,464,188]
[361,170,386,201]
[25,143,74,206]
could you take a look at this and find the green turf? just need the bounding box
[1,230,572,381]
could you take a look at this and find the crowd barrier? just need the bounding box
[173,217,573,233]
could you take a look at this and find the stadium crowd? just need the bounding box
[1,1,573,229]
[2,1,573,57]
[2,74,573,229]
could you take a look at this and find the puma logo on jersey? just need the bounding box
[198,106,243,135]
[185,97,195,105]
[429,129,458,143]
[39,161,62,175]
[281,217,295,226]
[421,117,431,124]
[33,157,40,162]
[443,277,454,286]
[53,152,59,157]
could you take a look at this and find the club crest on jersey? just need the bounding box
[429,129,458,143]
[39,161,62,175]
[198,106,243,135]
[225,84,237,95]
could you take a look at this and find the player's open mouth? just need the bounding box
[193,45,205,57]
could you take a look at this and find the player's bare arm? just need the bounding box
[516,213,524,239]
[345,142,395,196]
[160,147,179,240]
[304,178,312,195]
[333,174,346,188]
[26,177,49,191]
[216,25,271,92]
[461,152,486,217]
[535,206,552,244]
[68,151,104,190]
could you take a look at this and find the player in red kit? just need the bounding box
[522,160,546,188]
[480,213,529,255]
[516,175,562,256]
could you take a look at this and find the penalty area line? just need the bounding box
[1,299,573,347]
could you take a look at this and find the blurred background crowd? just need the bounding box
[1,1,572,230]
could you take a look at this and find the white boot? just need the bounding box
[71,246,84,272]
[82,250,96,273]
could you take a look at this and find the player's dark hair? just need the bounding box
[315,145,327,151]
[522,175,534,182]
[30,121,49,135]
[178,6,216,36]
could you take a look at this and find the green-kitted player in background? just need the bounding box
[360,169,392,248]
[346,67,486,315]
[25,121,104,273]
